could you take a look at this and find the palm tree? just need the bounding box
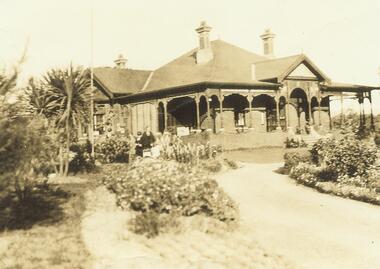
[42,65,91,176]
[22,78,59,118]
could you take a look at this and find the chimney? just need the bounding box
[260,29,275,58]
[114,54,127,69]
[195,21,213,64]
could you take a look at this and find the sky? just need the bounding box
[1,0,380,114]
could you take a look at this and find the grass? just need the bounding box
[223,147,286,164]
[0,180,94,268]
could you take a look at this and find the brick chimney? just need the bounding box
[260,29,275,58]
[195,21,213,64]
[114,54,127,68]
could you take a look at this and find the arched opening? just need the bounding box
[222,94,249,131]
[290,88,309,128]
[157,102,165,133]
[167,96,196,133]
[252,94,277,132]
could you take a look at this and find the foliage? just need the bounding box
[0,113,57,203]
[374,132,380,147]
[158,134,222,165]
[21,78,59,118]
[315,167,338,182]
[200,159,223,173]
[284,137,307,148]
[22,65,91,176]
[102,158,238,222]
[95,135,130,163]
[310,134,377,178]
[69,140,96,174]
[128,211,180,238]
[332,112,374,139]
[289,136,380,205]
[289,163,319,186]
[283,150,311,171]
[224,158,239,169]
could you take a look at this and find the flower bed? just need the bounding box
[102,158,239,237]
[157,134,222,165]
[285,133,380,206]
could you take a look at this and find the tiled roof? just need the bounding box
[143,40,269,92]
[254,54,330,82]
[93,67,152,95]
[254,55,303,81]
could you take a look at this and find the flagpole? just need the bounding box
[90,0,95,157]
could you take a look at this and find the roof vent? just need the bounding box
[195,21,213,64]
[114,54,127,69]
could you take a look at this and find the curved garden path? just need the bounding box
[217,163,380,269]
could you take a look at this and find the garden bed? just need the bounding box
[281,133,380,206]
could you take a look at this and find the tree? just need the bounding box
[42,65,90,176]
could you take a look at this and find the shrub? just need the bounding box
[157,134,222,164]
[0,116,56,203]
[310,134,377,178]
[289,163,318,186]
[69,140,96,174]
[285,137,307,148]
[201,159,223,173]
[128,211,180,238]
[283,151,311,170]
[315,167,338,182]
[95,136,130,163]
[102,158,238,222]
[224,158,239,170]
[374,132,380,147]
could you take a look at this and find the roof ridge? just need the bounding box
[94,66,152,72]
[255,54,304,64]
[211,39,267,60]
[140,71,155,91]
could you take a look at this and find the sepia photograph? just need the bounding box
[1,0,380,268]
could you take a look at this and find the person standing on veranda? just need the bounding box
[140,126,155,156]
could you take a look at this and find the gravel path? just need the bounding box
[217,163,380,269]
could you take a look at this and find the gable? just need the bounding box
[255,54,330,83]
[287,63,317,79]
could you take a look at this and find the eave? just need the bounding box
[113,81,280,104]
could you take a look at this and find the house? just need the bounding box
[90,22,379,147]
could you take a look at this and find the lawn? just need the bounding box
[223,147,286,164]
[0,180,94,269]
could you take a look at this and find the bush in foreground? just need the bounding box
[102,158,238,236]
[95,135,130,164]
[69,140,96,174]
[103,158,238,220]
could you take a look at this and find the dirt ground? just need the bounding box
[81,186,299,269]
[217,162,380,269]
